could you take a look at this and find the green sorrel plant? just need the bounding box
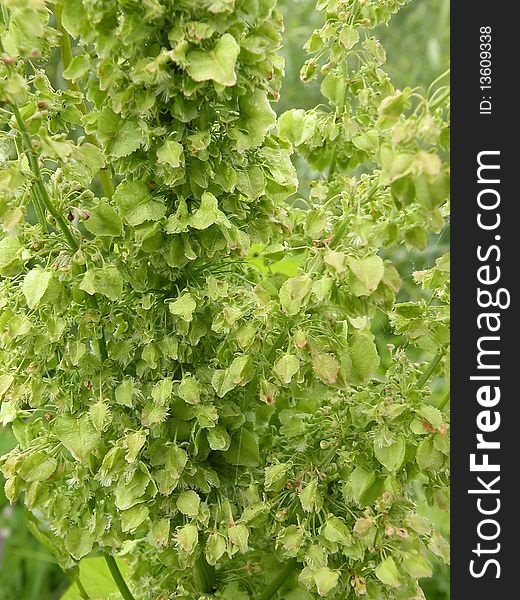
[0,0,449,598]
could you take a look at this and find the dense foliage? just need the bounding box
[0,0,449,598]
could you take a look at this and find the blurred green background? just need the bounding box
[0,0,449,597]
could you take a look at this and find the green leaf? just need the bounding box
[428,532,450,564]
[278,109,317,146]
[115,378,134,407]
[349,467,376,504]
[54,414,101,461]
[84,201,123,237]
[416,437,444,471]
[418,405,443,428]
[169,292,197,322]
[177,490,201,516]
[166,445,188,476]
[89,400,110,432]
[79,265,123,301]
[148,518,170,549]
[60,0,89,39]
[300,478,321,512]
[378,90,410,127]
[375,557,401,588]
[401,552,433,578]
[65,526,94,560]
[221,582,249,600]
[277,525,305,557]
[236,166,266,199]
[312,352,340,385]
[211,356,251,398]
[157,139,184,168]
[322,516,352,546]
[230,90,276,152]
[111,119,144,158]
[314,567,340,596]
[374,435,406,472]
[207,426,231,451]
[96,107,145,158]
[115,467,151,510]
[279,274,313,316]
[65,143,104,185]
[346,335,380,384]
[114,180,166,226]
[177,524,198,554]
[190,192,230,230]
[125,431,147,463]
[151,378,173,405]
[164,198,190,234]
[273,354,300,384]
[141,401,168,426]
[349,255,384,296]
[265,463,290,491]
[63,54,90,80]
[339,25,360,50]
[205,532,227,566]
[0,236,22,276]
[324,250,346,274]
[18,451,57,482]
[187,33,240,86]
[223,429,260,466]
[228,522,249,553]
[22,269,53,309]
[121,504,149,533]
[178,375,200,405]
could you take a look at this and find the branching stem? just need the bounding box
[11,103,79,250]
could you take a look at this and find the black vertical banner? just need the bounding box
[451,3,515,598]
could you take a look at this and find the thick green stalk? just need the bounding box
[193,556,216,593]
[104,556,135,600]
[11,103,79,250]
[258,560,297,600]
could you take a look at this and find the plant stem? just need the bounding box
[74,576,90,600]
[14,133,48,230]
[55,5,114,199]
[104,556,135,600]
[429,86,450,110]
[31,188,48,231]
[10,103,79,250]
[192,556,216,593]
[258,560,297,600]
[438,391,450,410]
[417,347,446,389]
[99,327,108,361]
